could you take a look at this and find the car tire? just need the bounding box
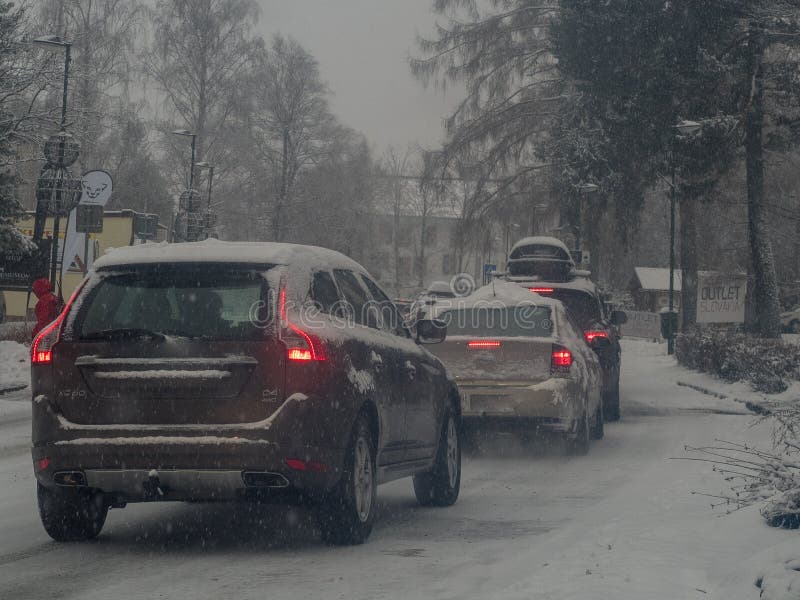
[318,415,377,545]
[603,385,621,422]
[413,408,461,507]
[566,413,590,456]
[591,403,604,440]
[37,482,108,542]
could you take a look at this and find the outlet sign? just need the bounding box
[697,272,747,323]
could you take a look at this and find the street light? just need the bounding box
[574,182,599,254]
[170,129,197,242]
[505,222,520,266]
[195,161,215,239]
[665,119,703,354]
[33,35,73,290]
[172,129,197,191]
[33,36,71,129]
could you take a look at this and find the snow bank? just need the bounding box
[0,341,29,395]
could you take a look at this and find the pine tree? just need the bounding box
[0,1,34,256]
[553,1,799,337]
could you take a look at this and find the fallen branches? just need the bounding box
[682,438,800,528]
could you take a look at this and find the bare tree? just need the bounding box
[143,0,260,171]
[380,146,414,295]
[0,0,42,254]
[413,150,446,288]
[58,0,145,169]
[247,35,337,241]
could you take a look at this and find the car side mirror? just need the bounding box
[610,310,627,326]
[416,319,447,344]
[590,335,612,351]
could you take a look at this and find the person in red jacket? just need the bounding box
[32,278,60,338]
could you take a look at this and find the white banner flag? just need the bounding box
[61,170,113,280]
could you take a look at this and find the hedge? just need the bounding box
[675,328,800,394]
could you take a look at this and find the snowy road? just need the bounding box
[0,340,793,600]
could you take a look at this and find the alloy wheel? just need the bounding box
[353,437,373,523]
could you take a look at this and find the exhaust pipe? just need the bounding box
[242,471,290,488]
[54,471,87,486]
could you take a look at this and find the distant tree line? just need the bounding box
[414,0,800,337]
[0,0,378,259]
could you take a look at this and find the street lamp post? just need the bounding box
[172,129,197,191]
[34,36,71,129]
[33,36,73,291]
[668,167,677,354]
[171,129,196,242]
[505,222,520,268]
[667,119,702,355]
[195,161,215,239]
[574,183,599,266]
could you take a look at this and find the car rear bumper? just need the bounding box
[32,439,343,502]
[31,393,346,502]
[458,378,583,426]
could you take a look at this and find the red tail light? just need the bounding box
[551,345,573,373]
[467,340,502,349]
[31,314,64,365]
[285,458,329,473]
[31,282,85,365]
[279,287,325,362]
[529,287,554,294]
[584,330,608,342]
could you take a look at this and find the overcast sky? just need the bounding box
[256,0,462,155]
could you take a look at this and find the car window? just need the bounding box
[560,308,586,344]
[311,270,341,314]
[440,306,553,338]
[333,269,375,328]
[361,274,410,338]
[550,289,601,329]
[76,265,271,340]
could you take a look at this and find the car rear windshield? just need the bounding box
[76,264,273,341]
[440,306,553,338]
[549,289,601,328]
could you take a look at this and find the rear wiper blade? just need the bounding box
[82,328,166,341]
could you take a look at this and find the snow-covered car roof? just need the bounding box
[427,281,454,295]
[504,274,599,295]
[93,239,365,272]
[431,280,562,313]
[509,236,572,258]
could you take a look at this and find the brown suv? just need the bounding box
[31,241,461,545]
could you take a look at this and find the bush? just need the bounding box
[676,328,800,393]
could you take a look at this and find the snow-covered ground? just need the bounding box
[0,340,29,394]
[0,338,796,600]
